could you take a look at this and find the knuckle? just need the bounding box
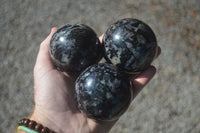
[40,41,46,50]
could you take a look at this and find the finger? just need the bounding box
[99,34,104,44]
[154,46,161,59]
[130,66,156,99]
[87,118,117,133]
[34,27,58,72]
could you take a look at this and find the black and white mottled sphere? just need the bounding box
[50,24,103,73]
[75,63,132,121]
[103,18,157,73]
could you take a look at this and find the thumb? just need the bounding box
[34,27,58,75]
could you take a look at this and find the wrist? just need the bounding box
[30,108,59,132]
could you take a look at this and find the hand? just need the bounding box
[27,28,160,133]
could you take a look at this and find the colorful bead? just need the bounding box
[18,118,56,133]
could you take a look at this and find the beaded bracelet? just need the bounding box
[18,118,56,133]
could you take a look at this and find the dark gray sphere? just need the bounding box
[103,18,157,73]
[50,24,103,73]
[75,63,132,121]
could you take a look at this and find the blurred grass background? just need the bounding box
[0,0,200,132]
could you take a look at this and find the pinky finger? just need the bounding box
[130,66,156,100]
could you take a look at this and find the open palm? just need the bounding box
[30,28,160,133]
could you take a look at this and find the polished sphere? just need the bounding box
[75,63,132,121]
[103,18,157,73]
[50,24,103,73]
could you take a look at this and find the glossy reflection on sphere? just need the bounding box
[75,63,132,121]
[103,18,157,73]
[50,24,103,73]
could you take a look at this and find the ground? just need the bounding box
[0,0,200,132]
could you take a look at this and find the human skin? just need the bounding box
[17,28,161,133]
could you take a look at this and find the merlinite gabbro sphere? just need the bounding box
[50,24,103,73]
[75,63,132,121]
[103,18,157,73]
